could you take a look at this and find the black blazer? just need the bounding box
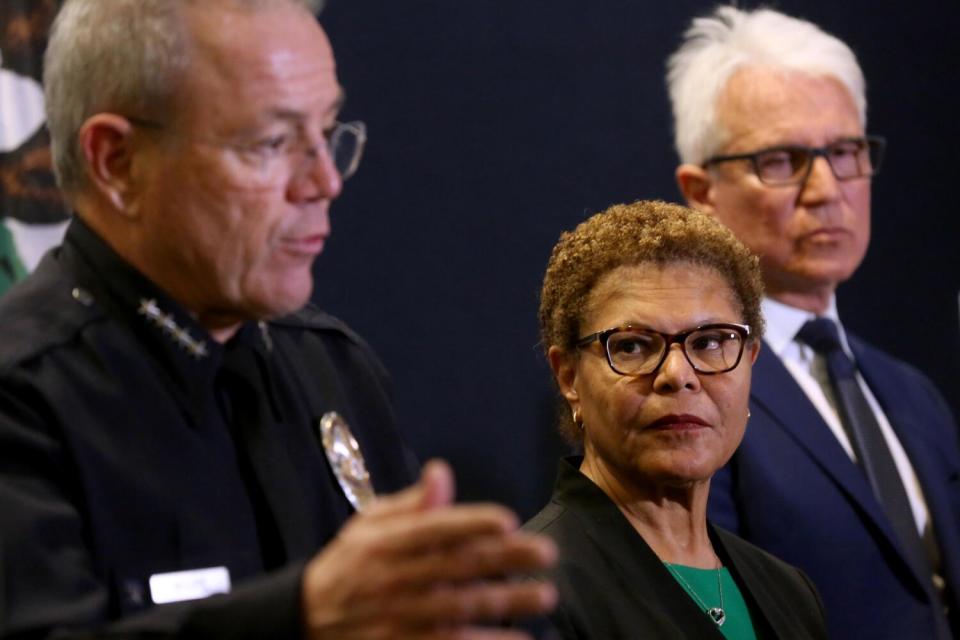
[524,458,828,639]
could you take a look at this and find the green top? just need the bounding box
[0,222,28,297]
[664,563,758,640]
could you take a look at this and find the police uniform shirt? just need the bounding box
[0,217,417,638]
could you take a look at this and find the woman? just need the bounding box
[527,200,827,639]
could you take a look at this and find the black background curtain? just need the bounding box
[317,0,960,517]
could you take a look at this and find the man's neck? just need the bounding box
[200,317,242,344]
[76,209,245,345]
[766,287,834,315]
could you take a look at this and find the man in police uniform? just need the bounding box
[0,0,557,637]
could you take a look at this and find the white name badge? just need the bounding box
[149,566,231,605]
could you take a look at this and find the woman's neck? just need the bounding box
[580,454,718,568]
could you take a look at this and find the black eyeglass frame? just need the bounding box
[575,322,753,377]
[702,135,886,187]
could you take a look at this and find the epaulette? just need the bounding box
[0,253,104,373]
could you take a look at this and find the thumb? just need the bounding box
[365,458,456,518]
[416,458,456,510]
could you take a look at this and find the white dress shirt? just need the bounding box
[760,297,930,535]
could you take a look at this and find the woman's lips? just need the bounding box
[645,414,711,430]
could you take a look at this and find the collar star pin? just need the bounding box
[138,298,209,359]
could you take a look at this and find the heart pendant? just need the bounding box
[708,607,726,626]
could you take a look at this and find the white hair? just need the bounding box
[666,6,866,165]
[44,0,323,196]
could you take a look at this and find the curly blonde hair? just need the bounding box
[539,200,764,443]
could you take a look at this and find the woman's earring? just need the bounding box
[747,409,752,420]
[573,407,584,430]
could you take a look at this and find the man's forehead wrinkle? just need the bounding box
[715,68,861,152]
[238,81,343,128]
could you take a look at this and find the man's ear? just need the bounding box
[748,337,761,364]
[676,163,716,213]
[548,345,580,411]
[77,114,141,216]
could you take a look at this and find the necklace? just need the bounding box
[665,563,726,626]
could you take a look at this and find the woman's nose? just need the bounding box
[653,344,702,393]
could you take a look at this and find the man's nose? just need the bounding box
[798,154,841,204]
[289,145,343,203]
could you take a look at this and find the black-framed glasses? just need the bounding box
[576,323,752,376]
[703,136,886,186]
[127,116,367,180]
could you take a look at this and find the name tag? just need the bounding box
[149,566,231,604]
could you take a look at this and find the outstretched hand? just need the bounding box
[301,460,557,639]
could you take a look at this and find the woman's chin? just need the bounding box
[629,454,719,488]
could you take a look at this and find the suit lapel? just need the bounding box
[751,343,930,595]
[751,346,878,507]
[851,339,960,611]
[850,339,944,477]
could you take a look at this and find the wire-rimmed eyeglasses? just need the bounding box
[576,323,752,376]
[703,136,885,187]
[126,116,367,181]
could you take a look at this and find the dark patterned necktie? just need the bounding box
[797,318,935,582]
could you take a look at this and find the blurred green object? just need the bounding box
[0,221,28,295]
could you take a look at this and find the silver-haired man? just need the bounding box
[0,0,557,637]
[669,7,959,639]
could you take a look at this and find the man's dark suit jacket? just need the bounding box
[709,339,960,640]
[0,220,418,637]
[524,458,828,639]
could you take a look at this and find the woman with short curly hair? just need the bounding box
[525,200,826,639]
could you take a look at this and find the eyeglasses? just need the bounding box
[127,117,367,180]
[703,136,886,187]
[576,323,752,376]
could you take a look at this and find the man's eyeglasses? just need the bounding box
[127,116,367,180]
[703,136,886,187]
[576,323,752,376]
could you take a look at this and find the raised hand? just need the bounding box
[301,460,557,639]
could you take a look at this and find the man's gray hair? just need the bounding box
[666,6,866,165]
[44,0,323,196]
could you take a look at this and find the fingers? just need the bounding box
[350,626,538,640]
[432,630,536,640]
[372,532,557,592]
[364,460,520,554]
[370,503,520,554]
[386,579,558,626]
[302,460,558,639]
[416,629,536,640]
[399,621,543,640]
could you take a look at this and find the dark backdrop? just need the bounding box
[315,0,960,519]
